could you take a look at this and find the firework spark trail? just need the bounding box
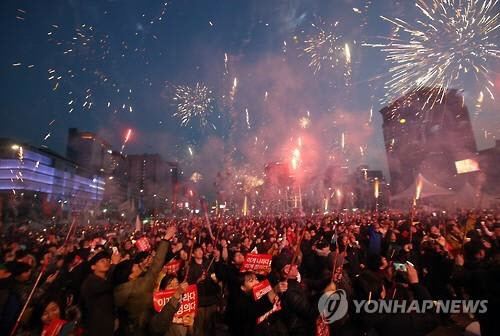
[120,129,132,154]
[245,108,251,129]
[223,53,229,76]
[364,0,499,107]
[230,77,238,103]
[344,43,352,86]
[353,1,374,29]
[172,83,214,127]
[46,23,136,115]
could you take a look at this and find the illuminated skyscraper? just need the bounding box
[379,89,477,194]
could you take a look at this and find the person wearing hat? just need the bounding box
[80,250,115,336]
[149,274,189,336]
[113,225,176,336]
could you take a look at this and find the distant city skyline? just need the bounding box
[1,0,498,197]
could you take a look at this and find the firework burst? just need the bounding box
[304,21,341,72]
[299,116,311,129]
[172,83,214,127]
[303,20,353,87]
[365,0,500,106]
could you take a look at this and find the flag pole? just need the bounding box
[10,263,48,336]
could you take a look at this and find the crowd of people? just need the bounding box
[0,208,499,336]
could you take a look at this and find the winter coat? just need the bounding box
[226,288,274,336]
[148,296,181,336]
[280,279,318,336]
[80,273,115,336]
[113,240,170,336]
[356,283,439,336]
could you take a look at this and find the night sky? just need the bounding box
[1,0,498,195]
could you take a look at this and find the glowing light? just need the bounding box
[415,176,423,200]
[374,179,380,199]
[475,91,484,111]
[230,77,238,102]
[291,148,300,170]
[299,117,310,129]
[243,195,248,216]
[190,172,203,183]
[344,43,351,64]
[124,129,132,143]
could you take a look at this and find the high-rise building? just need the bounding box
[66,128,111,174]
[478,140,500,196]
[380,89,477,194]
[127,154,177,215]
[102,150,129,208]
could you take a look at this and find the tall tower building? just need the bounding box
[379,89,477,194]
[66,128,111,174]
[127,154,177,215]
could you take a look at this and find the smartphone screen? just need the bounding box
[393,263,407,272]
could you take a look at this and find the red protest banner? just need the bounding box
[252,279,272,301]
[41,319,66,336]
[135,237,151,252]
[241,253,272,274]
[316,317,330,336]
[163,260,181,275]
[175,285,198,317]
[153,284,198,319]
[153,289,176,312]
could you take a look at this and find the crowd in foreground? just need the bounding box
[0,209,499,336]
